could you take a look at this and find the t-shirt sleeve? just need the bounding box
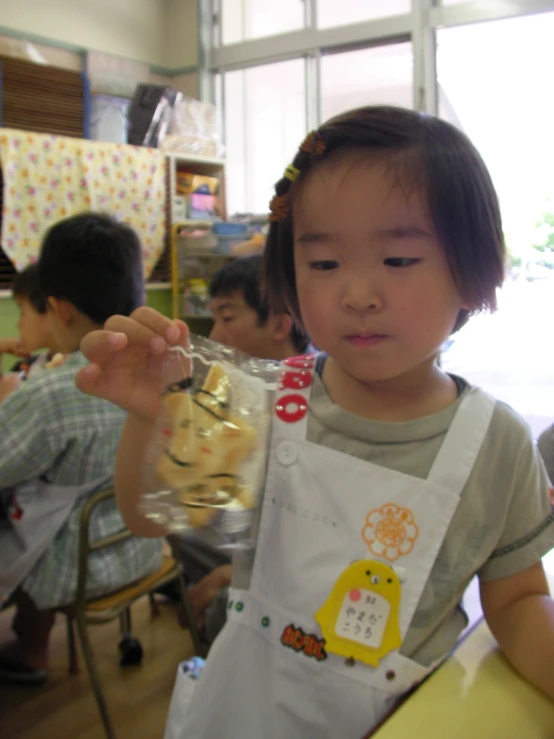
[479,411,554,581]
[537,424,554,484]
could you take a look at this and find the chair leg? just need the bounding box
[66,615,80,675]
[148,592,160,617]
[119,608,131,636]
[177,574,206,657]
[75,615,117,739]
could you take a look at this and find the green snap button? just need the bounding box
[235,601,244,612]
[261,616,270,627]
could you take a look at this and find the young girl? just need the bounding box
[77,106,554,738]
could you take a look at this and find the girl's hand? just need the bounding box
[0,338,29,357]
[76,307,190,422]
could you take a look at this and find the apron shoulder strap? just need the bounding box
[427,387,496,495]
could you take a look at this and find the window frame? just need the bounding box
[204,0,554,123]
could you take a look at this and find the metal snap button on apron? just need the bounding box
[276,441,298,466]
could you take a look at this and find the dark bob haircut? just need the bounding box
[262,105,505,333]
[37,212,144,325]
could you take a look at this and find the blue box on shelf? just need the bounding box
[212,222,250,254]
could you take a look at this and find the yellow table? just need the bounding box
[374,567,554,739]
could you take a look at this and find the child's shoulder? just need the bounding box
[471,387,536,457]
[23,353,108,410]
[24,352,81,386]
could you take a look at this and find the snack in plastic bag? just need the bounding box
[141,336,280,549]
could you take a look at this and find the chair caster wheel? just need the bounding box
[118,634,143,666]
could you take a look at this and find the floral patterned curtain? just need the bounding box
[0,128,166,277]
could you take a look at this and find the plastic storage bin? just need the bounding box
[212,222,249,254]
[177,228,217,277]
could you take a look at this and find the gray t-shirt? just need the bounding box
[234,371,554,667]
[538,424,554,484]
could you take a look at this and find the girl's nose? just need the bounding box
[342,282,383,313]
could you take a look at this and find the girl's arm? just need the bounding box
[115,413,166,537]
[480,561,554,699]
[77,307,190,537]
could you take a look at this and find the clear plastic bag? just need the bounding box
[140,336,280,549]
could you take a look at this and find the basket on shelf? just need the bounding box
[212,222,250,254]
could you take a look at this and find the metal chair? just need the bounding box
[55,487,203,739]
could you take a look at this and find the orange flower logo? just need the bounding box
[362,503,418,562]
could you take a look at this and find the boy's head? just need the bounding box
[12,264,57,354]
[208,254,309,359]
[263,105,505,334]
[37,213,144,352]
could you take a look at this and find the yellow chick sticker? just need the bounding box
[314,560,402,667]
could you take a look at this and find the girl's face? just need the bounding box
[292,151,469,387]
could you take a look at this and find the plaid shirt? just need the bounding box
[0,351,162,608]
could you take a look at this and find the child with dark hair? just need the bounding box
[0,265,60,388]
[208,254,310,358]
[0,213,161,685]
[78,108,554,737]
[38,211,145,326]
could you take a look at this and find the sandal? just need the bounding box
[0,656,47,685]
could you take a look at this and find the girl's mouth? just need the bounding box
[345,334,388,347]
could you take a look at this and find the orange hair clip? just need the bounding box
[269,193,289,222]
[300,131,325,156]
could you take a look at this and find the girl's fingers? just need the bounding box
[175,319,191,349]
[80,330,129,363]
[75,363,104,396]
[129,306,181,344]
[103,314,171,354]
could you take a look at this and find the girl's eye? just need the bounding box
[309,260,339,271]
[222,316,235,324]
[384,257,421,268]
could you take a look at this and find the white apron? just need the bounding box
[0,475,111,605]
[170,356,495,739]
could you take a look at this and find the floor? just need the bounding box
[0,597,194,739]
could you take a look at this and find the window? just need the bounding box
[221,0,305,45]
[317,0,410,29]
[222,59,306,215]
[321,42,413,122]
[438,12,554,435]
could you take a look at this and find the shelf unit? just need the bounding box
[166,151,226,228]
[167,152,227,329]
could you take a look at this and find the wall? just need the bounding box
[0,0,198,71]
[0,298,19,372]
[0,0,167,67]
[166,0,198,70]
